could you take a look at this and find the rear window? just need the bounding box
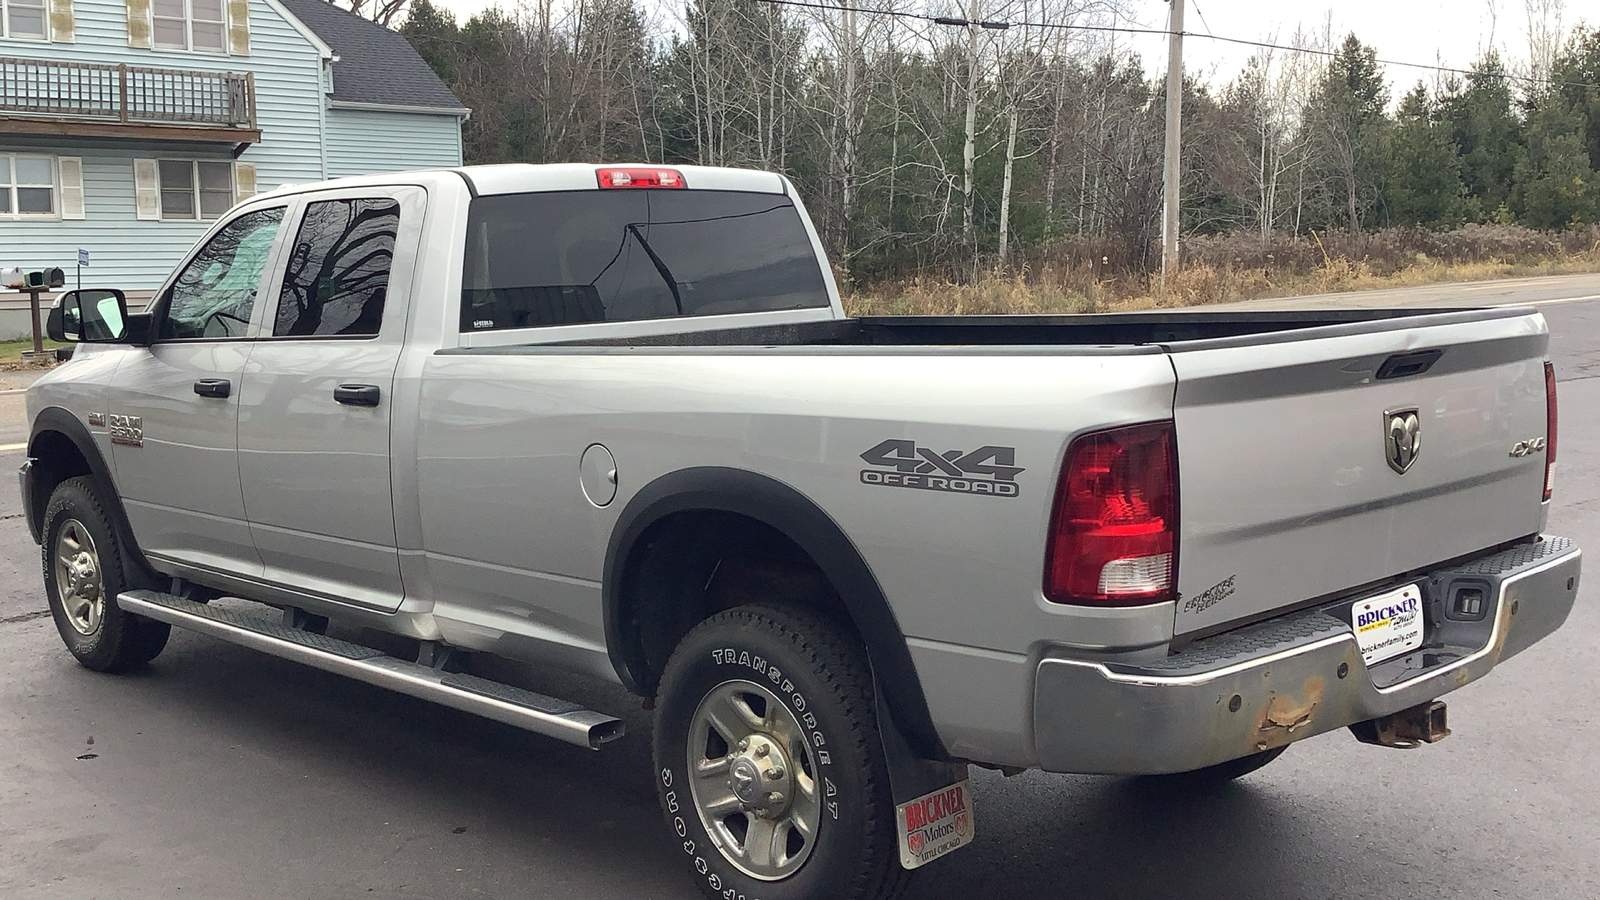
[460,190,830,332]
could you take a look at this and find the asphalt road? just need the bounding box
[4,277,1600,899]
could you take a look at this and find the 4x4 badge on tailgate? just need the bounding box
[859,440,1023,498]
[1383,408,1420,474]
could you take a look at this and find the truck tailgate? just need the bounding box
[1168,308,1550,637]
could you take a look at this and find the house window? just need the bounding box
[0,155,55,217]
[152,0,225,52]
[159,160,234,220]
[2,0,49,40]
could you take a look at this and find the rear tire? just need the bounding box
[1142,746,1287,787]
[41,476,170,672]
[653,603,909,900]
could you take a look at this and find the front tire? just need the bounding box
[41,476,169,672]
[653,604,908,900]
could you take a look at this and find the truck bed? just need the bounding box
[531,307,1497,349]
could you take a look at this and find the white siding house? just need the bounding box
[0,0,465,334]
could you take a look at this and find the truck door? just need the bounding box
[235,187,423,612]
[109,205,288,577]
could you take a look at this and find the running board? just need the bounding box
[118,590,624,749]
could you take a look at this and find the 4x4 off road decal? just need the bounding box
[859,439,1023,499]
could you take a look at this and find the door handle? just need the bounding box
[193,378,231,398]
[334,383,381,407]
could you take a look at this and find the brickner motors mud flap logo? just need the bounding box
[896,781,975,869]
[859,439,1024,498]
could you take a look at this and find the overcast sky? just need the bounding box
[426,0,1582,90]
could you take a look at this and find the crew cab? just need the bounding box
[23,164,1580,900]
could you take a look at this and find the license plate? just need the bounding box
[1350,584,1425,665]
[896,780,974,870]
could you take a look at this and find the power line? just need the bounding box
[1190,0,1215,39]
[748,0,1597,90]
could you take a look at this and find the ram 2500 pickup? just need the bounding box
[24,163,1580,900]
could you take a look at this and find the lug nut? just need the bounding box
[754,744,769,758]
[765,767,784,780]
[738,738,749,752]
[767,791,783,804]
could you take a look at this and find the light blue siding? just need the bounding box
[0,0,462,292]
[325,108,462,179]
[0,148,226,289]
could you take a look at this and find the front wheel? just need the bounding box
[41,476,169,671]
[653,604,909,900]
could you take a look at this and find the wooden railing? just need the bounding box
[0,57,255,129]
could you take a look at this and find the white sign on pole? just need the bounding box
[78,248,90,267]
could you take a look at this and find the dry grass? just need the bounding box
[845,225,1600,316]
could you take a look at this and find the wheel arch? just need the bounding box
[27,407,153,580]
[604,466,947,760]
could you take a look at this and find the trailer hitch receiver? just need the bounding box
[1349,700,1451,749]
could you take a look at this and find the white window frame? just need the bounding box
[157,159,235,221]
[1,0,50,41]
[151,0,226,53]
[0,153,57,219]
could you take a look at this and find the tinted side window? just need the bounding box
[275,198,400,337]
[158,206,284,340]
[461,190,830,332]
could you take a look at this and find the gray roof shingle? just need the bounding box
[277,0,466,112]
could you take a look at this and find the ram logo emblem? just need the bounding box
[1383,409,1421,474]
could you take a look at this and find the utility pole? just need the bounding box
[1160,0,1184,290]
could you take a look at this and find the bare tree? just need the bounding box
[1525,0,1566,81]
[335,0,409,27]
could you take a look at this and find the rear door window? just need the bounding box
[275,197,401,337]
[460,190,829,332]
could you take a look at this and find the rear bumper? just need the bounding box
[1032,535,1581,775]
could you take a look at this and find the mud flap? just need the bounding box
[874,678,974,869]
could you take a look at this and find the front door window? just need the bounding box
[159,206,284,340]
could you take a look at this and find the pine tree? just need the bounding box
[1438,53,1522,221]
[1303,34,1390,232]
[1385,85,1465,227]
[1514,100,1599,228]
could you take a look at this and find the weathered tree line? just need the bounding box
[395,0,1600,287]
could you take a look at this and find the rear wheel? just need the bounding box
[1142,746,1287,787]
[653,604,909,900]
[42,476,169,672]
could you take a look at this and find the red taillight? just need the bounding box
[1545,361,1558,502]
[1045,422,1178,606]
[596,167,686,189]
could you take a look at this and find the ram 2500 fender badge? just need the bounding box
[1383,408,1421,474]
[108,414,143,447]
[858,439,1023,498]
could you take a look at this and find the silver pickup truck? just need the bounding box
[24,163,1581,900]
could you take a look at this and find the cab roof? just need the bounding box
[257,164,788,200]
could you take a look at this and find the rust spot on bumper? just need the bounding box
[1255,676,1326,749]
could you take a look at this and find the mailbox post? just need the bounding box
[13,267,65,359]
[25,284,47,355]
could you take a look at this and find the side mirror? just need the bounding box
[48,289,130,343]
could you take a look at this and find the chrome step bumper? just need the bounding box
[118,590,624,750]
[1032,535,1581,775]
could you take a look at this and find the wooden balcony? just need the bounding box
[0,56,260,146]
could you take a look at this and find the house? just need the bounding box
[0,0,466,337]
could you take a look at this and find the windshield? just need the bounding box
[460,189,830,332]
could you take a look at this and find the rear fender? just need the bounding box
[604,466,948,760]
